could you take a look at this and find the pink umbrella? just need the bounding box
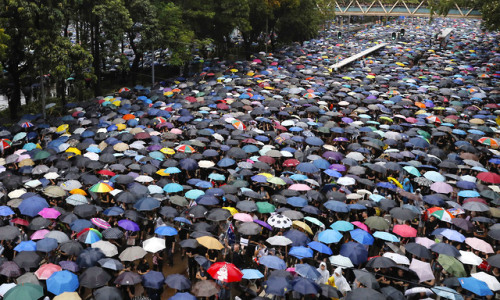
[233,213,254,222]
[289,184,311,191]
[91,217,111,229]
[415,237,436,249]
[31,229,50,240]
[351,221,369,232]
[170,128,183,134]
[409,259,435,283]
[393,224,417,237]
[465,237,494,254]
[38,207,61,219]
[430,182,453,194]
[35,263,62,280]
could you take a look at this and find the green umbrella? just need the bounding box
[417,130,431,139]
[4,283,43,300]
[403,166,421,177]
[256,202,276,214]
[32,150,51,161]
[438,254,466,277]
[304,216,325,228]
[365,216,390,231]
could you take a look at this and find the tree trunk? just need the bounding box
[9,70,21,120]
[92,17,102,96]
[59,79,67,107]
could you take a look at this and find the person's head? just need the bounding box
[397,269,404,277]
[319,262,327,271]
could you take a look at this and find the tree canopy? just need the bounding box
[429,0,500,31]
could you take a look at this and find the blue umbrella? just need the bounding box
[241,269,264,279]
[290,174,308,181]
[264,276,292,296]
[185,189,205,199]
[432,228,465,243]
[0,206,14,216]
[373,231,400,243]
[324,200,350,213]
[208,173,225,181]
[173,217,192,225]
[458,277,493,296]
[217,157,235,167]
[205,188,224,197]
[422,195,445,206]
[155,226,178,236]
[142,271,165,290]
[289,246,313,259]
[179,158,198,171]
[307,241,332,255]
[165,274,191,290]
[287,196,308,207]
[324,169,342,177]
[296,163,319,173]
[339,242,368,265]
[165,167,181,174]
[47,270,79,295]
[284,229,310,246]
[102,206,125,216]
[18,196,49,217]
[196,195,219,205]
[409,137,429,148]
[330,220,354,232]
[133,197,160,211]
[70,219,93,232]
[431,242,461,257]
[350,229,374,245]
[164,183,184,193]
[295,264,321,280]
[14,240,37,252]
[292,277,321,295]
[318,229,343,244]
[457,190,480,198]
[259,255,287,270]
[36,238,59,253]
[242,145,259,153]
[431,286,464,300]
[195,181,213,189]
[168,292,197,300]
[305,136,324,146]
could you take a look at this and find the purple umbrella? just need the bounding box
[254,219,272,230]
[322,151,344,160]
[341,117,353,123]
[329,164,346,172]
[118,219,140,232]
[59,260,80,272]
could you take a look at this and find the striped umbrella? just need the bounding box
[77,228,102,244]
[21,122,34,128]
[231,119,246,130]
[91,218,111,229]
[89,182,114,193]
[0,139,12,152]
[175,144,196,153]
[478,137,499,148]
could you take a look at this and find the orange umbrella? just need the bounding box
[123,114,135,120]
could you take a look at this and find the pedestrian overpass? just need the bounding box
[334,0,481,19]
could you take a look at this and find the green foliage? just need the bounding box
[0,28,9,70]
[429,0,500,31]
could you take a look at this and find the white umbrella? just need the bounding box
[329,255,354,268]
[472,272,500,291]
[346,152,365,161]
[92,240,118,257]
[25,180,42,188]
[143,237,166,253]
[8,188,26,199]
[66,194,88,206]
[266,236,293,246]
[135,175,154,183]
[83,152,99,161]
[458,250,483,265]
[267,214,292,229]
[119,246,147,262]
[60,180,82,191]
[409,259,435,283]
[280,150,293,157]
[337,177,356,186]
[383,252,410,265]
[44,172,60,180]
[45,231,70,243]
[199,160,215,168]
[0,283,16,296]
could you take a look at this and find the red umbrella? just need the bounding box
[11,218,29,226]
[393,224,417,238]
[97,170,116,177]
[477,172,500,184]
[258,156,275,164]
[207,262,243,282]
[283,159,300,167]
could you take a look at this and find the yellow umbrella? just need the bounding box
[56,124,69,133]
[470,118,484,125]
[267,177,286,185]
[293,220,313,235]
[54,292,82,300]
[257,173,273,179]
[366,75,375,79]
[196,236,224,250]
[379,116,393,123]
[387,177,403,189]
[223,207,238,216]
[433,106,446,110]
[415,110,427,115]
[230,68,238,73]
[395,62,405,67]
[70,188,87,195]
[18,158,35,167]
[342,76,352,80]
[66,147,81,156]
[161,148,175,155]
[155,169,169,177]
[116,123,127,131]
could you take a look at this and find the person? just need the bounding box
[331,267,351,296]
[316,261,330,284]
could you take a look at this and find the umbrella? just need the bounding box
[339,242,368,265]
[191,280,219,297]
[114,271,142,286]
[3,283,43,300]
[207,262,243,282]
[409,259,434,282]
[458,277,493,296]
[93,286,123,300]
[119,246,147,261]
[79,267,111,288]
[47,270,79,295]
[353,269,379,289]
[345,288,386,300]
[259,255,287,270]
[165,274,191,290]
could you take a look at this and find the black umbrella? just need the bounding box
[0,261,22,277]
[345,288,386,300]
[13,251,42,269]
[206,208,231,222]
[80,266,112,288]
[353,269,380,289]
[404,243,431,259]
[73,204,97,218]
[93,286,123,300]
[114,271,142,286]
[179,239,199,249]
[77,248,105,268]
[60,240,84,256]
[165,274,191,290]
[366,257,397,269]
[102,227,124,239]
[0,225,20,240]
[380,286,405,300]
[237,222,262,235]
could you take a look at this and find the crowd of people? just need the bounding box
[0,17,499,300]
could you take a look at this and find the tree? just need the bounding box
[0,0,65,119]
[0,28,8,70]
[429,0,500,31]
